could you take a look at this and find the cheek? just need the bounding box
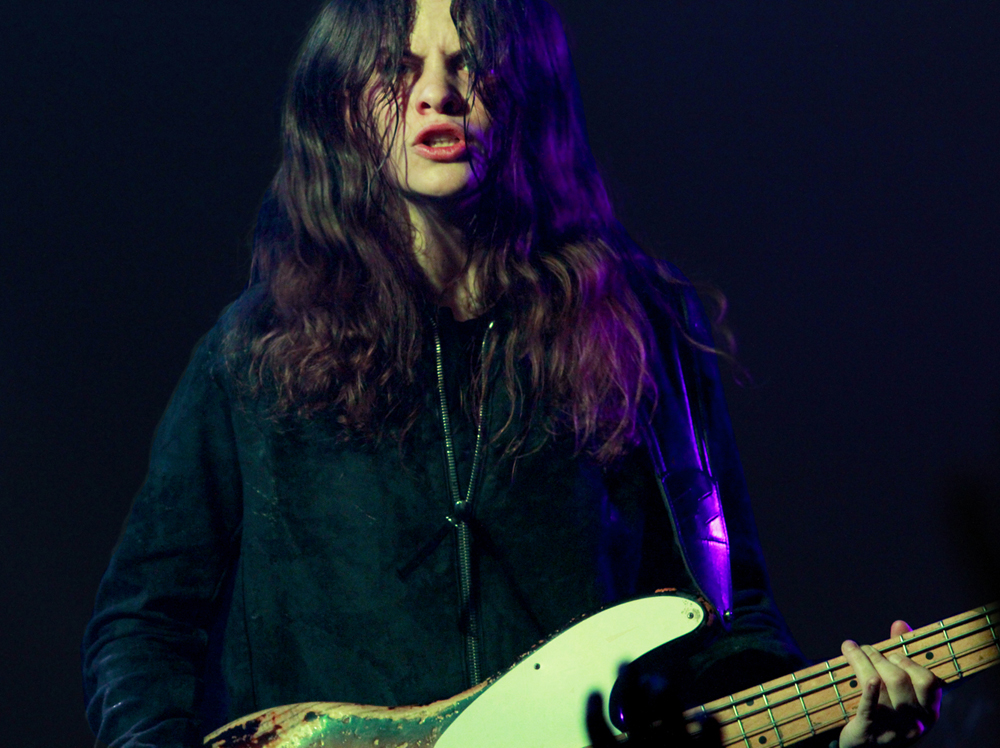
[468,94,495,153]
[467,90,491,129]
[362,84,409,151]
[473,109,492,135]
[469,108,495,166]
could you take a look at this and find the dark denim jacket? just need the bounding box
[82,274,804,748]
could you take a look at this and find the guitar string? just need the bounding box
[712,635,1000,748]
[695,608,998,743]
[211,606,996,748]
[698,604,998,722]
[711,637,1000,748]
[708,633,999,747]
[698,610,996,723]
[704,622,996,734]
[691,609,997,748]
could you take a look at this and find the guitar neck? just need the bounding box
[684,602,1000,748]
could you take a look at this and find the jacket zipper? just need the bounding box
[431,316,494,686]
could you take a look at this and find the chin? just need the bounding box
[406,178,480,201]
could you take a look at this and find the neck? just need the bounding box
[408,199,482,321]
[684,602,1000,747]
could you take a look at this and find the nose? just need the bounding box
[413,65,468,117]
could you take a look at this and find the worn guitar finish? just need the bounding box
[204,594,708,748]
[204,596,999,748]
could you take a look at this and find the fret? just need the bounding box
[729,694,752,748]
[828,667,850,724]
[986,608,1000,658]
[940,618,960,677]
[953,641,1000,677]
[796,665,845,734]
[687,604,999,748]
[760,686,783,747]
[791,673,816,738]
[210,601,1000,748]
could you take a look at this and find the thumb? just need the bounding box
[587,692,618,748]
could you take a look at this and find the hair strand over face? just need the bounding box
[231,0,700,463]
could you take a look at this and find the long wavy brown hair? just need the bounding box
[231,0,693,462]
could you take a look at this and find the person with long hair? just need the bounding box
[82,1,941,746]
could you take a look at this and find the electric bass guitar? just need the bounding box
[204,593,999,748]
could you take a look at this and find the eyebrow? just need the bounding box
[401,49,467,64]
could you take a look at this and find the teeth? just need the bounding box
[426,135,459,147]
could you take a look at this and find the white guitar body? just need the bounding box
[205,592,709,748]
[438,593,707,748]
[206,597,999,748]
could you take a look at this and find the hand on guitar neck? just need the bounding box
[837,620,942,748]
[206,596,988,748]
[586,620,943,748]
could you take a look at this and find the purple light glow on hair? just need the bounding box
[237,0,683,462]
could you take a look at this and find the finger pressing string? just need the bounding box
[855,677,881,724]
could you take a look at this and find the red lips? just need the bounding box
[413,123,467,161]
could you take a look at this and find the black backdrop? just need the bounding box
[2,1,997,745]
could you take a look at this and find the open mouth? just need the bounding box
[414,123,468,161]
[422,132,461,148]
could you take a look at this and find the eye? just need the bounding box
[396,54,422,81]
[450,52,471,75]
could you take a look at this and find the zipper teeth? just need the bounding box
[464,322,493,502]
[432,317,494,687]
[456,523,478,683]
[433,323,463,503]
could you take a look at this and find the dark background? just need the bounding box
[2,1,997,745]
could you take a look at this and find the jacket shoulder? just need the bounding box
[184,287,265,392]
[624,253,714,348]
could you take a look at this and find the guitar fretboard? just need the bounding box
[684,603,1000,748]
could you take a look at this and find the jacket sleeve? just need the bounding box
[82,328,244,748]
[639,261,808,703]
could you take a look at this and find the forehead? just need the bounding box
[409,0,461,55]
